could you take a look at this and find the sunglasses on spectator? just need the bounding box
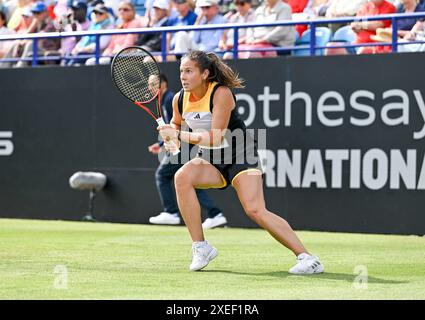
[93,11,106,15]
[235,1,246,5]
[118,7,132,11]
[201,5,212,9]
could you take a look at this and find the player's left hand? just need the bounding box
[157,124,179,142]
[158,125,181,154]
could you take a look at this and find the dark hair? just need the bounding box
[0,11,7,23]
[159,73,168,85]
[182,50,244,89]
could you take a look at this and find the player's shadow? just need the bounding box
[202,270,407,284]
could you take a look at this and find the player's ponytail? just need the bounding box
[183,50,245,89]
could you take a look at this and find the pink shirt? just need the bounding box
[103,19,142,56]
[60,22,83,56]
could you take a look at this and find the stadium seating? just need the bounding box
[293,27,333,56]
[133,0,147,16]
[331,25,357,54]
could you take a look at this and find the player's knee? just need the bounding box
[174,168,192,190]
[243,203,265,221]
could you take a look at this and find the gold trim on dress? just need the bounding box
[231,169,263,186]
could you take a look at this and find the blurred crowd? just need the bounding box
[0,0,424,66]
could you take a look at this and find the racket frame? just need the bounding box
[111,46,179,155]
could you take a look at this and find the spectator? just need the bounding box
[136,0,170,53]
[367,0,424,53]
[351,0,396,54]
[293,0,331,19]
[7,0,31,30]
[326,0,367,18]
[173,0,226,54]
[51,1,90,65]
[46,0,56,20]
[325,0,367,33]
[220,0,255,59]
[71,0,91,31]
[11,1,61,67]
[218,0,234,15]
[291,0,331,35]
[86,0,117,22]
[236,0,296,58]
[68,3,114,65]
[13,6,33,32]
[145,0,171,25]
[166,0,197,56]
[144,0,154,24]
[396,0,425,37]
[2,6,34,66]
[285,0,309,13]
[2,0,16,21]
[53,0,68,18]
[86,0,141,65]
[285,0,309,35]
[0,10,15,58]
[398,20,425,52]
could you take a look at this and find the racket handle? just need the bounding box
[156,117,166,126]
[156,117,180,156]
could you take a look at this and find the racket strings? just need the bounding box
[112,47,160,104]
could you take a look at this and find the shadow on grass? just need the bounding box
[201,270,407,284]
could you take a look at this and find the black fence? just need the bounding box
[1,53,424,235]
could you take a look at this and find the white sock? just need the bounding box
[193,240,208,247]
[297,252,311,259]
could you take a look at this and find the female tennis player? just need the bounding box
[158,50,324,274]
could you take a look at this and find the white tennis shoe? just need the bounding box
[189,241,218,271]
[289,253,324,275]
[149,212,180,225]
[202,213,227,229]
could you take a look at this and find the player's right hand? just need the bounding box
[164,138,180,155]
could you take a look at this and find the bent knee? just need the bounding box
[243,204,266,221]
[174,168,193,190]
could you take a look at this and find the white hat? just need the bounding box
[152,0,169,9]
[21,7,33,17]
[196,0,219,7]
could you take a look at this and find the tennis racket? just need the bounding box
[111,46,180,155]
